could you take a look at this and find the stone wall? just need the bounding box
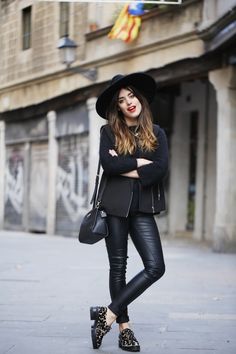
[201,0,236,29]
[0,0,87,87]
[0,0,205,113]
[87,2,119,31]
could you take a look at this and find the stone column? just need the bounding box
[193,83,208,241]
[0,121,5,229]
[86,97,104,206]
[209,66,236,252]
[47,111,58,235]
[168,110,190,236]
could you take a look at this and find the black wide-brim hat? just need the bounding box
[96,72,156,119]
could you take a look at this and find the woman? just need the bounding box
[90,72,168,352]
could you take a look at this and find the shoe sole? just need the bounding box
[90,307,100,349]
[91,325,98,349]
[90,306,100,321]
[119,343,141,352]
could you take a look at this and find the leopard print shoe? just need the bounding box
[119,328,140,352]
[90,306,111,349]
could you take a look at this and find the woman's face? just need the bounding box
[117,88,142,125]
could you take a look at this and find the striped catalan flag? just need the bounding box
[108,4,142,43]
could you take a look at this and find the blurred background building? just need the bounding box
[0,0,235,252]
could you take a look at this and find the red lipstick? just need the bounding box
[127,106,136,112]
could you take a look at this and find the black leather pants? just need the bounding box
[105,213,165,324]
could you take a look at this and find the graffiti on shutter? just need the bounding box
[56,133,88,236]
[29,143,48,232]
[4,145,24,228]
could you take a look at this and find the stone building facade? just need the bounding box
[0,0,236,251]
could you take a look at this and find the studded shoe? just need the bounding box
[119,328,140,352]
[90,306,111,349]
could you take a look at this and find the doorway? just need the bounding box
[187,111,198,230]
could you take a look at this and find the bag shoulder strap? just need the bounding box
[90,126,106,208]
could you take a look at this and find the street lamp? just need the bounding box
[57,36,97,82]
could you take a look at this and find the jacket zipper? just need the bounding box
[157,184,161,200]
[126,191,133,217]
[151,187,155,213]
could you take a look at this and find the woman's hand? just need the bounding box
[108,149,138,178]
[121,170,139,178]
[109,149,118,157]
[136,158,153,167]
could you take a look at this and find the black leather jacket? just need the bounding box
[98,124,168,217]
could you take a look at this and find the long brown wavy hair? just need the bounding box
[105,85,158,155]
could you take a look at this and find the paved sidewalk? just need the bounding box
[0,230,235,354]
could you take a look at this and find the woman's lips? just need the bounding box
[127,106,136,112]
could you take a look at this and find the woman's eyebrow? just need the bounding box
[118,92,133,100]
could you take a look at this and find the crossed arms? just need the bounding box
[108,148,152,178]
[100,127,168,187]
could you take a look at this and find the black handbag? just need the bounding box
[78,157,108,244]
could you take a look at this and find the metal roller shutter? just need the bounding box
[56,133,89,236]
[29,143,48,232]
[4,145,25,229]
